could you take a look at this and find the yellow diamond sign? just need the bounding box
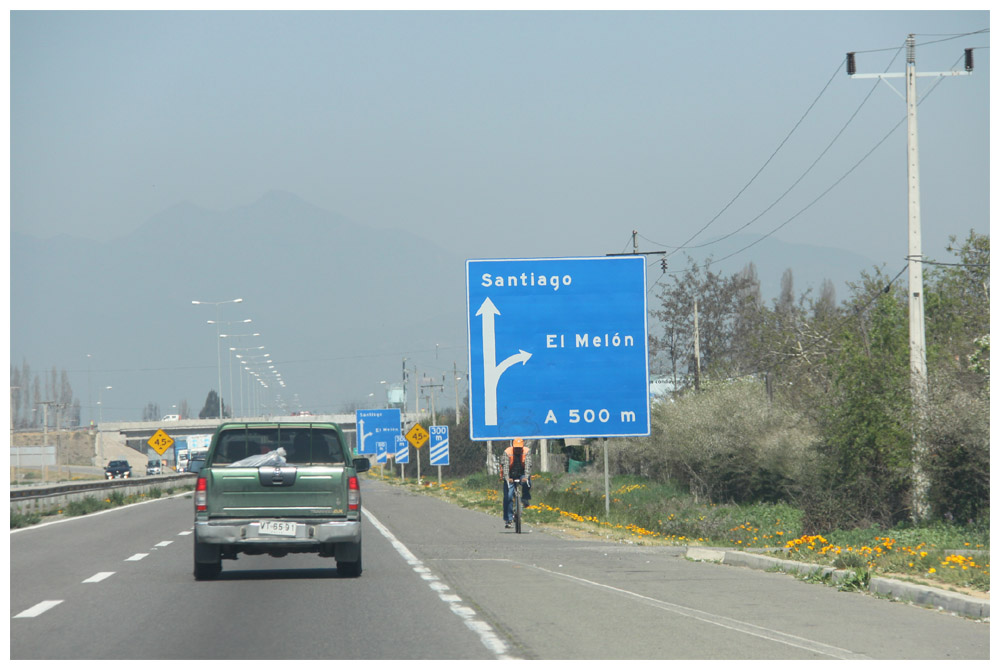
[148,429,175,456]
[405,423,429,449]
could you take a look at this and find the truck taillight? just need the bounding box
[348,476,360,511]
[195,477,207,512]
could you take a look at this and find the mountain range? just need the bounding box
[10,191,880,421]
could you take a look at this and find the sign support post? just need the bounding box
[603,437,610,516]
[405,423,429,485]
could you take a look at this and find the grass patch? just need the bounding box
[10,484,194,529]
[382,469,989,594]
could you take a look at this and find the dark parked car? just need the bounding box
[105,460,132,479]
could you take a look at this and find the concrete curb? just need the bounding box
[685,547,989,620]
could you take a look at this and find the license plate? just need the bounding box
[258,520,297,537]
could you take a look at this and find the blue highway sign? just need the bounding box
[467,256,649,440]
[429,425,449,466]
[394,434,409,464]
[355,408,402,456]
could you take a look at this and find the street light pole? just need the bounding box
[219,330,259,419]
[97,386,111,464]
[193,298,243,418]
[232,344,265,417]
[237,350,271,417]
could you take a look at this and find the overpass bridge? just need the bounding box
[99,412,432,460]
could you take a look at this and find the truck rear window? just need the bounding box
[210,428,347,466]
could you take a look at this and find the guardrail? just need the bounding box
[10,473,196,517]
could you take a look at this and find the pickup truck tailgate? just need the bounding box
[206,466,349,517]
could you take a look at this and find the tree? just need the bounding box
[650,256,761,390]
[778,268,795,315]
[813,271,913,528]
[199,390,222,419]
[143,402,161,421]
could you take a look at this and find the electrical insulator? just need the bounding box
[965,48,974,72]
[660,258,667,272]
[846,52,856,76]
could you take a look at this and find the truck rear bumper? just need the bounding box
[195,517,361,547]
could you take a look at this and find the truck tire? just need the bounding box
[193,543,222,581]
[337,542,362,578]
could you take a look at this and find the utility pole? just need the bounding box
[421,379,443,426]
[11,386,20,484]
[847,35,974,521]
[693,298,701,392]
[39,401,54,482]
[453,363,459,424]
[603,231,665,516]
[401,358,408,415]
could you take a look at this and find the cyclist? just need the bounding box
[500,438,531,529]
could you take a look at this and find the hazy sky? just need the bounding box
[11,9,990,267]
[6,9,992,422]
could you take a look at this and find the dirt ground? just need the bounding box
[10,429,152,483]
[11,429,97,465]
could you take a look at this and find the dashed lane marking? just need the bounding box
[82,572,115,583]
[14,600,63,618]
[361,507,514,660]
[125,553,148,561]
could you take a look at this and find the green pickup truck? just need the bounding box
[192,422,370,580]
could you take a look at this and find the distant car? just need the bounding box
[187,457,206,475]
[162,415,180,421]
[146,460,162,476]
[291,411,312,417]
[105,460,132,479]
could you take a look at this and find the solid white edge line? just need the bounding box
[530,564,872,660]
[361,507,514,660]
[14,600,63,618]
[10,490,193,534]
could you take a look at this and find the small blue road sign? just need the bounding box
[355,408,402,456]
[429,425,449,466]
[394,434,409,464]
[467,256,649,440]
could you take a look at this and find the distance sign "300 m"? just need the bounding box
[466,256,650,441]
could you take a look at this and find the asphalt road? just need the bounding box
[10,478,989,659]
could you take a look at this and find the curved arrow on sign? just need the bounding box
[476,297,532,425]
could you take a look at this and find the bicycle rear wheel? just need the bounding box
[514,488,522,533]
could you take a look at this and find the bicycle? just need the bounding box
[510,477,523,534]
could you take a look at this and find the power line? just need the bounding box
[652,59,847,259]
[850,28,988,53]
[653,49,970,276]
[655,41,905,259]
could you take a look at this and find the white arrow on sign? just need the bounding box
[476,297,532,425]
[358,418,372,453]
